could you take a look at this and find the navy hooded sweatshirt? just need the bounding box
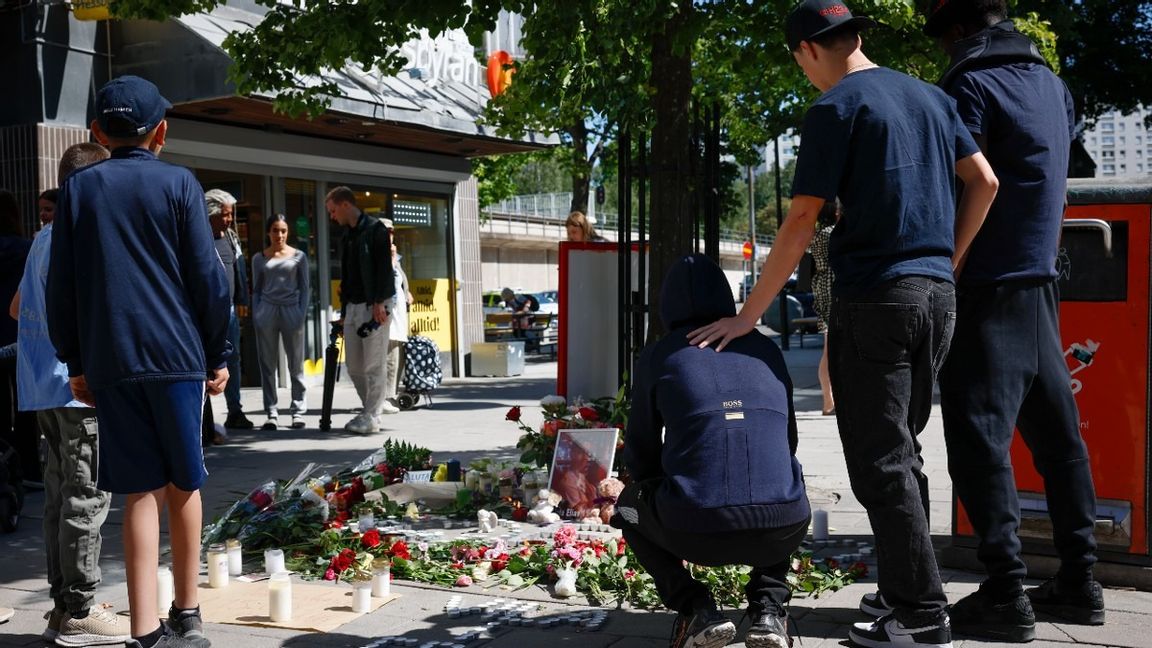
[623,254,810,532]
[47,147,231,389]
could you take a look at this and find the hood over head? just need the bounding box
[660,253,737,330]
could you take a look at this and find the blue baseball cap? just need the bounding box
[95,75,172,138]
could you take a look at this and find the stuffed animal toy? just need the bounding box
[596,477,625,525]
[526,489,561,525]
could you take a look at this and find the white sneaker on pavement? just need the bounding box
[380,400,400,414]
[345,412,380,434]
[55,605,132,646]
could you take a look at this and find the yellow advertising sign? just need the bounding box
[408,278,453,353]
[72,0,111,21]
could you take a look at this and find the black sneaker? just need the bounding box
[849,610,951,648]
[859,591,894,617]
[669,606,736,648]
[223,413,254,430]
[167,606,211,647]
[949,587,1035,642]
[746,606,791,648]
[1026,578,1105,625]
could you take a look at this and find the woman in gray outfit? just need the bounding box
[251,214,310,429]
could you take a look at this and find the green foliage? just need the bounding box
[472,154,528,210]
[382,439,432,472]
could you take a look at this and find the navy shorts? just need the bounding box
[92,379,208,494]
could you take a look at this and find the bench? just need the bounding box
[484,312,558,356]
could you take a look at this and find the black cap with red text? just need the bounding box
[785,0,877,51]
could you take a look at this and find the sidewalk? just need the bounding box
[2,337,1149,647]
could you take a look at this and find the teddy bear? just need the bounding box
[526,489,562,525]
[596,477,625,525]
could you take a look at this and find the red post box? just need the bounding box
[949,178,1152,580]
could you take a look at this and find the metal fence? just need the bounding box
[483,192,774,246]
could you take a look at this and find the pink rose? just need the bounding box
[455,575,473,587]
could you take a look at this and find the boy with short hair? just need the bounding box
[47,75,231,648]
[11,142,127,646]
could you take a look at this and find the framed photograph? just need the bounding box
[548,428,617,519]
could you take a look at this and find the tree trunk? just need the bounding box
[567,122,590,215]
[646,2,695,341]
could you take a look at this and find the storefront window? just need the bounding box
[283,179,323,361]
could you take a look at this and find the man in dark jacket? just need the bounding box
[613,254,810,648]
[325,186,396,433]
[925,0,1103,641]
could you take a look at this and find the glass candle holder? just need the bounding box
[156,565,174,616]
[206,544,229,588]
[226,538,243,576]
[268,572,292,622]
[264,548,285,575]
[371,563,391,598]
[352,581,372,613]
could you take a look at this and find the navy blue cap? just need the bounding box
[785,0,877,51]
[95,75,172,138]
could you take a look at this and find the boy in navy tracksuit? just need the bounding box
[613,254,810,648]
[47,76,230,648]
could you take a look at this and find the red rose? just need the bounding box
[389,540,411,560]
[362,529,382,549]
[541,420,558,437]
[506,406,522,422]
[578,407,599,421]
[491,558,509,572]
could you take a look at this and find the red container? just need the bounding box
[953,178,1152,565]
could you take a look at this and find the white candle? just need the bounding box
[371,567,391,597]
[207,545,229,588]
[268,572,292,622]
[352,582,372,613]
[226,539,243,576]
[264,549,285,575]
[156,565,174,616]
[358,511,375,530]
[812,509,829,541]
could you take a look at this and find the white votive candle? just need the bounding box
[812,509,829,541]
[156,565,174,616]
[358,511,375,530]
[226,539,243,576]
[268,572,292,622]
[352,582,372,613]
[264,549,285,575]
[207,545,229,588]
[371,566,391,598]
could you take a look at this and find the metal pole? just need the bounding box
[774,139,789,351]
[748,165,757,285]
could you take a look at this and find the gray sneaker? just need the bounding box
[54,605,132,646]
[168,605,210,645]
[126,623,211,648]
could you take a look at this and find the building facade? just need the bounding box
[0,0,547,380]
[1081,106,1152,178]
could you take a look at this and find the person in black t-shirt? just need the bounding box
[926,0,1104,639]
[689,2,999,646]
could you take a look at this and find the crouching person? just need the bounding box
[611,254,810,648]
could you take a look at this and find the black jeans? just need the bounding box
[0,356,41,482]
[611,481,808,615]
[939,279,1097,595]
[828,275,955,616]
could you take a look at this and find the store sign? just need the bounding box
[72,0,110,20]
[400,32,484,88]
[409,278,454,353]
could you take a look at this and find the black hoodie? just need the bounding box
[624,254,810,532]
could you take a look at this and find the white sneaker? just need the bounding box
[55,605,132,646]
[345,412,379,434]
[379,400,400,415]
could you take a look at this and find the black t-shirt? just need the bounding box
[948,63,1074,285]
[214,236,236,304]
[791,67,980,295]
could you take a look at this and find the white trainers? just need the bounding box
[345,412,380,434]
[55,605,132,646]
[379,400,400,415]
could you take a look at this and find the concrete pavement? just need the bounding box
[2,333,1149,647]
